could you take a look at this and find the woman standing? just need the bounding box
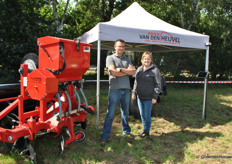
[132,52,161,137]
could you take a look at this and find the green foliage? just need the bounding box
[200,0,232,80]
[0,0,55,83]
[63,0,104,38]
[0,66,19,83]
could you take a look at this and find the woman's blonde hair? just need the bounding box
[141,51,153,65]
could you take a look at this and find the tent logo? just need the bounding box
[139,32,181,45]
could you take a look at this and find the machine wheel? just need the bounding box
[0,115,15,129]
[0,115,17,150]
[74,131,86,143]
[11,137,29,154]
[21,53,38,73]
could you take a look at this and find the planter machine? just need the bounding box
[0,36,94,163]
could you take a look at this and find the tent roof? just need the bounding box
[80,2,210,52]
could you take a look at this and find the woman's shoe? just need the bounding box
[100,140,106,147]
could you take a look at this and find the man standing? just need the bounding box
[101,39,135,146]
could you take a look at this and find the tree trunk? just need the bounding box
[187,0,200,30]
[179,0,200,30]
[99,0,116,77]
[52,0,70,34]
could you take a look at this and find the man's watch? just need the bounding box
[120,68,122,72]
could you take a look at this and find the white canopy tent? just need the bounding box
[80,2,211,128]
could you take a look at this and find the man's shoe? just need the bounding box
[101,140,106,147]
[140,131,146,138]
[140,131,149,138]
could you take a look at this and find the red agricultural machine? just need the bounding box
[0,36,94,163]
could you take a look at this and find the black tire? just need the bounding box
[129,99,134,116]
[129,99,141,119]
[21,53,38,73]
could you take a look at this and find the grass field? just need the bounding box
[0,84,232,164]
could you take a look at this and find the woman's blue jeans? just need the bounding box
[101,89,131,141]
[137,98,153,134]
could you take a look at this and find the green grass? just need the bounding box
[1,84,232,163]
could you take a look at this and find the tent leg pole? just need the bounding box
[202,46,210,120]
[202,77,208,120]
[96,40,101,129]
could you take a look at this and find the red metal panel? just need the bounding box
[27,69,58,100]
[39,42,61,70]
[37,36,92,82]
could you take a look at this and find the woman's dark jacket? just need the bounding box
[132,64,161,100]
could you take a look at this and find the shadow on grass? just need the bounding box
[0,125,223,164]
[17,126,220,164]
[57,129,222,164]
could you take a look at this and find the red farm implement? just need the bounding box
[0,36,94,163]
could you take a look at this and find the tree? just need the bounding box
[200,0,232,80]
[67,0,121,77]
[0,0,53,83]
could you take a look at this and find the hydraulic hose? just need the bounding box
[74,89,81,110]
[79,88,88,108]
[65,89,72,114]
[56,93,62,117]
